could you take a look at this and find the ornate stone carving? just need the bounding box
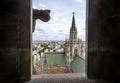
[33,9,50,32]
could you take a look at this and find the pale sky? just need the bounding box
[33,0,86,41]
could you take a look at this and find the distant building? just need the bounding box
[64,12,85,66]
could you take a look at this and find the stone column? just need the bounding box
[87,0,120,82]
[0,0,31,82]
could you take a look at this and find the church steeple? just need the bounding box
[42,55,48,74]
[69,12,77,42]
[71,12,76,29]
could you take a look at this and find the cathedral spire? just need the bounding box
[69,12,77,41]
[71,12,76,28]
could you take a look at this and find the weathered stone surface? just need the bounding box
[25,74,113,83]
[87,0,120,82]
[0,0,31,82]
[32,9,50,32]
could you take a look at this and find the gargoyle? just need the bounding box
[33,9,50,32]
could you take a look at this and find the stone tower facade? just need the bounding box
[65,13,85,66]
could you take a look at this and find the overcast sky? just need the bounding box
[33,0,86,41]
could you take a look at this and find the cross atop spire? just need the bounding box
[73,12,75,15]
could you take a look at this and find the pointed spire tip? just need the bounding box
[72,12,75,15]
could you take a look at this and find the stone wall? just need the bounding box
[87,0,120,82]
[0,0,31,82]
